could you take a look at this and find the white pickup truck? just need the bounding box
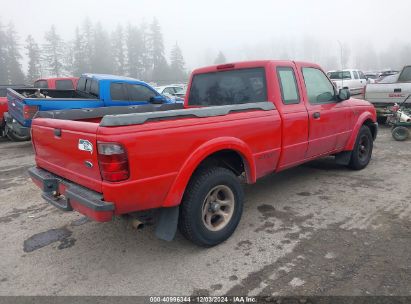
[365,66,411,106]
[327,69,367,95]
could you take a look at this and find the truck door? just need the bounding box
[275,65,309,170]
[297,64,350,158]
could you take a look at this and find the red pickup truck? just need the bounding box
[29,60,377,246]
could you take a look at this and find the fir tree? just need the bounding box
[25,35,42,83]
[43,25,64,77]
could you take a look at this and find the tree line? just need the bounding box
[0,18,189,85]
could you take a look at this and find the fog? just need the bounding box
[2,0,410,75]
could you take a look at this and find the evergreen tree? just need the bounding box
[71,27,87,76]
[149,18,168,82]
[25,35,41,83]
[5,23,25,83]
[0,22,8,84]
[214,51,227,65]
[43,25,64,77]
[91,22,113,74]
[81,18,94,72]
[112,25,126,75]
[169,43,186,82]
[126,24,144,78]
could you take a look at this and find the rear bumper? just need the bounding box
[28,167,114,222]
[4,112,30,137]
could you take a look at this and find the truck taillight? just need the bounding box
[23,105,39,119]
[97,142,129,182]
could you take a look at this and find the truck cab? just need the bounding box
[5,74,170,141]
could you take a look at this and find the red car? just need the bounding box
[29,60,377,246]
[1,77,79,141]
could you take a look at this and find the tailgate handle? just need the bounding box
[394,88,402,93]
[54,128,61,137]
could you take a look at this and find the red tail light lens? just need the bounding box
[23,105,39,119]
[97,142,129,182]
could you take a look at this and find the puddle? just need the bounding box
[23,228,72,252]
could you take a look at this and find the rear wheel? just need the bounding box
[392,126,409,141]
[178,166,244,247]
[6,129,31,142]
[348,126,373,170]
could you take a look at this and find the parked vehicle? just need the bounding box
[389,95,411,141]
[376,70,399,82]
[364,72,380,84]
[0,84,30,140]
[327,69,367,95]
[29,60,377,247]
[5,74,171,141]
[364,66,411,123]
[34,77,79,90]
[155,84,186,103]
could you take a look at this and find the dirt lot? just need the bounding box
[0,126,410,296]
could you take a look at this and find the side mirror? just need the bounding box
[150,95,165,104]
[338,88,351,101]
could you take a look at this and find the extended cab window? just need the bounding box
[277,67,300,104]
[302,68,335,104]
[110,83,127,101]
[34,80,48,88]
[126,84,156,101]
[90,80,99,97]
[353,71,359,79]
[77,77,86,91]
[55,80,74,90]
[188,68,267,106]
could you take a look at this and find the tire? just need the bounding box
[348,125,373,170]
[392,126,409,141]
[6,129,31,142]
[178,166,244,247]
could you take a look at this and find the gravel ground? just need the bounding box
[0,126,410,296]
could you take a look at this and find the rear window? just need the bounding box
[55,80,74,90]
[34,80,48,88]
[398,67,411,82]
[188,68,267,106]
[328,71,352,80]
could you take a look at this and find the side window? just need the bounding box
[163,87,174,95]
[110,83,127,101]
[55,80,74,90]
[126,84,157,101]
[277,67,300,104]
[353,71,359,79]
[302,68,335,104]
[76,77,86,91]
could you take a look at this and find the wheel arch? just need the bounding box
[345,112,376,151]
[161,137,255,208]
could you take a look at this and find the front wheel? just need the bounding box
[347,125,373,170]
[178,166,244,247]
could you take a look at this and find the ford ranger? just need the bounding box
[28,60,378,247]
[5,74,170,141]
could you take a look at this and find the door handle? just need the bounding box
[313,112,321,119]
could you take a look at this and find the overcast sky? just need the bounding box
[1,0,409,69]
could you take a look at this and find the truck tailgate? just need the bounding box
[365,83,411,104]
[32,118,102,193]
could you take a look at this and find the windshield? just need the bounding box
[398,67,411,82]
[328,71,352,80]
